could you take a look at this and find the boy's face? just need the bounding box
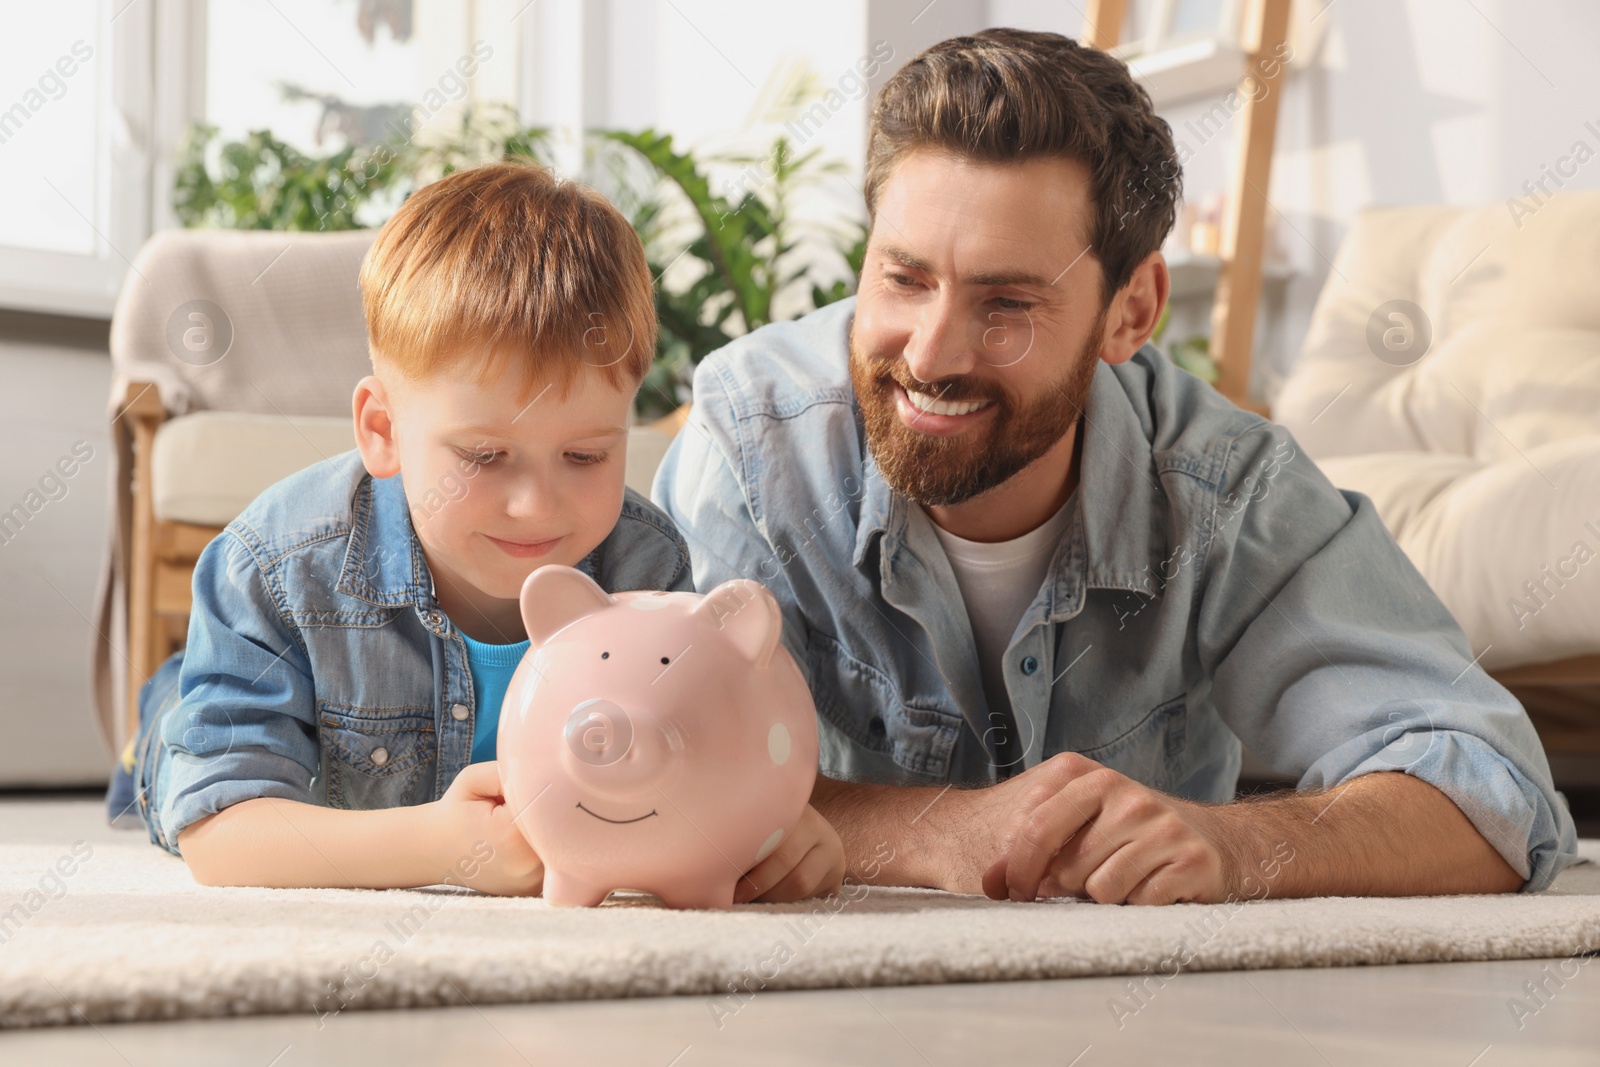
[353,353,634,628]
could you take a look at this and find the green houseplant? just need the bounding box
[1149,303,1218,383]
[172,103,864,419]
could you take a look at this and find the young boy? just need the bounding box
[114,160,844,902]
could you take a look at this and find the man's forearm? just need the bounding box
[1194,770,1525,898]
[177,797,466,890]
[811,774,972,890]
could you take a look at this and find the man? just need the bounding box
[654,28,1577,905]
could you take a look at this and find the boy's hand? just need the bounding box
[426,761,545,896]
[733,804,846,904]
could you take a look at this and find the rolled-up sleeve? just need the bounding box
[1197,424,1579,892]
[155,528,320,854]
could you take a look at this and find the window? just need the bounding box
[0,1,140,316]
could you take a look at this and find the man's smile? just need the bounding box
[894,382,998,436]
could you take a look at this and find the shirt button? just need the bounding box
[1021,655,1039,676]
[371,746,390,766]
[450,704,469,721]
[426,610,445,629]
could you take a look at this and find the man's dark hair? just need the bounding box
[864,27,1183,306]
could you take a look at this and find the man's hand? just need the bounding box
[816,758,1523,903]
[733,804,847,903]
[972,753,1230,905]
[426,761,545,897]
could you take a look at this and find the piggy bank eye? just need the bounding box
[565,699,632,765]
[601,651,610,659]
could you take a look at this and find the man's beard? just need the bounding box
[849,308,1107,507]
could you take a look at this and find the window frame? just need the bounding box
[0,0,204,318]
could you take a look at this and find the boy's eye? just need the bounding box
[566,451,609,466]
[456,448,502,466]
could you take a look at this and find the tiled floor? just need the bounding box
[1,795,1597,1065]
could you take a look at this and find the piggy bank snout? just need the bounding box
[561,698,677,795]
[564,699,633,765]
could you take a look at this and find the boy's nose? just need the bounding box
[504,478,552,519]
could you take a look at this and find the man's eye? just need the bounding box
[993,297,1033,311]
[886,272,919,288]
[566,451,609,466]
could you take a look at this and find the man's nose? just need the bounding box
[901,293,975,385]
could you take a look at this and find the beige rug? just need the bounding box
[1,804,1597,1029]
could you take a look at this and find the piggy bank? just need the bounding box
[497,564,819,909]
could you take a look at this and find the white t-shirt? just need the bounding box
[926,496,1075,769]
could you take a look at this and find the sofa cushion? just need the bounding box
[1276,196,1600,462]
[1319,440,1600,670]
[1275,192,1600,670]
[152,413,357,526]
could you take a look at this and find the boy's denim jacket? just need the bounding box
[144,449,691,855]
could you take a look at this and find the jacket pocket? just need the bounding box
[806,632,960,780]
[1076,694,1189,792]
[319,702,437,810]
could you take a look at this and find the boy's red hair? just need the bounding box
[360,158,657,399]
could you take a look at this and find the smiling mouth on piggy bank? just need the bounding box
[575,802,659,825]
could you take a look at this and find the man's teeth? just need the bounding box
[904,388,991,417]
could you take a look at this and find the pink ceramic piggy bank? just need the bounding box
[497,564,819,909]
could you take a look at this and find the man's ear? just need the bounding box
[1100,252,1170,366]
[353,374,401,479]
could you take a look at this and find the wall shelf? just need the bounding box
[1164,250,1293,301]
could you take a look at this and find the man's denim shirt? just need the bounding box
[653,297,1579,893]
[144,449,691,856]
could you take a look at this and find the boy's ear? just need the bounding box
[353,374,401,479]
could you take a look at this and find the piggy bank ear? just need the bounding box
[691,579,782,668]
[520,565,615,648]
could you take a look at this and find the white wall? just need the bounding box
[994,0,1600,396]
[0,330,114,785]
[1236,0,1600,395]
